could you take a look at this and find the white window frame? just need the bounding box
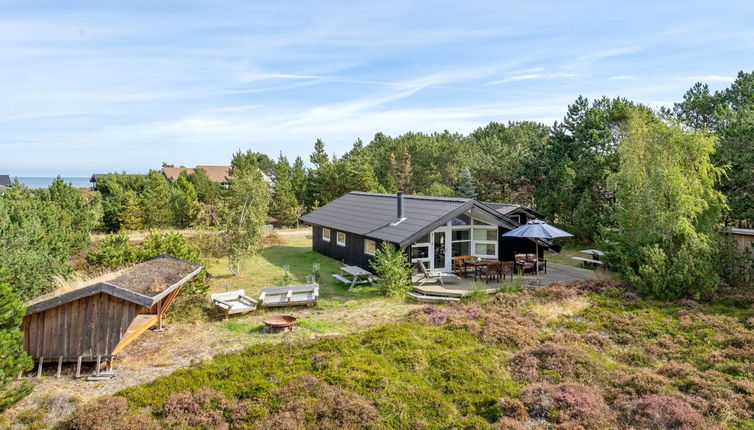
[364,239,377,256]
[336,231,346,247]
[322,228,331,242]
[509,214,521,224]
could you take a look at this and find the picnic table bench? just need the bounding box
[332,265,378,291]
[572,256,603,267]
[259,284,319,308]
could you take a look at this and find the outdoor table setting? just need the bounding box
[463,258,502,281]
[332,265,377,291]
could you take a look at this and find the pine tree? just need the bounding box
[310,138,329,168]
[389,144,413,193]
[456,167,477,199]
[172,173,199,228]
[270,154,301,227]
[290,156,308,205]
[119,192,145,231]
[0,272,33,410]
[140,171,173,228]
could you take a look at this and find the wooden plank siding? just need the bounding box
[22,293,142,361]
[311,225,387,271]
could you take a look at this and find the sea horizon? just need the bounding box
[13,177,92,189]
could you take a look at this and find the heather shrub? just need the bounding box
[162,387,252,428]
[257,374,377,430]
[491,417,527,430]
[509,341,607,384]
[477,309,539,349]
[534,282,581,301]
[520,382,614,429]
[610,371,670,399]
[498,397,528,420]
[617,394,718,430]
[65,396,156,430]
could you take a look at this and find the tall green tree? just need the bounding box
[270,154,301,227]
[455,167,477,199]
[535,96,639,241]
[469,121,549,205]
[187,167,221,205]
[307,139,333,206]
[172,173,199,228]
[674,71,754,227]
[140,171,173,228]
[309,138,329,168]
[222,156,271,275]
[602,108,726,300]
[290,156,308,205]
[0,272,33,410]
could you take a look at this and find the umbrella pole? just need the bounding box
[535,242,539,278]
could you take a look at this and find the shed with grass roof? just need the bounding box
[21,254,202,376]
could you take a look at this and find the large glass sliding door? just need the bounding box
[432,231,447,270]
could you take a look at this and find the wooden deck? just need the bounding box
[412,281,499,298]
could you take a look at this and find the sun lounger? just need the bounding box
[259,284,319,308]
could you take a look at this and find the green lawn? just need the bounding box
[204,234,385,307]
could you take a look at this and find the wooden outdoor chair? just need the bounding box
[499,261,516,279]
[417,260,461,286]
[211,290,258,321]
[476,261,502,283]
[451,255,476,277]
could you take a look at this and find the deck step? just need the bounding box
[408,291,461,303]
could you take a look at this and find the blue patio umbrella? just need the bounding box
[502,219,573,276]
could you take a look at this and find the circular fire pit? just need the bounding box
[263,315,297,334]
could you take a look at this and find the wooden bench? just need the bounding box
[572,256,603,267]
[259,284,319,308]
[211,290,258,320]
[331,274,353,285]
[408,291,461,303]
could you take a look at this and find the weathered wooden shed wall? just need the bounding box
[22,292,142,361]
[731,228,754,254]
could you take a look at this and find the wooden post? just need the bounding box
[56,357,63,378]
[106,357,113,372]
[75,356,82,378]
[95,355,101,376]
[36,358,43,378]
[17,369,23,380]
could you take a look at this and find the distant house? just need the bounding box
[729,228,754,255]
[161,165,272,187]
[300,191,555,272]
[22,255,203,375]
[0,174,11,188]
[89,173,106,190]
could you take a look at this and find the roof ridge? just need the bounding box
[348,191,471,203]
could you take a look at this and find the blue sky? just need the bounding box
[1,1,753,176]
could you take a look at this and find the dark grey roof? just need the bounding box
[484,202,544,219]
[300,192,521,247]
[25,255,203,315]
[90,173,107,182]
[0,175,11,187]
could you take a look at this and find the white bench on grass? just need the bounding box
[259,284,319,308]
[211,290,258,320]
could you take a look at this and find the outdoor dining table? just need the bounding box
[335,265,376,291]
[463,259,502,281]
[580,249,605,260]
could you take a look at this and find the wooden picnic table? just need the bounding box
[580,249,605,258]
[332,265,377,291]
[463,259,501,281]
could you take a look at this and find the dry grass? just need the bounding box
[530,296,591,322]
[26,269,125,306]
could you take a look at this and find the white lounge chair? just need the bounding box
[417,260,461,286]
[211,290,258,320]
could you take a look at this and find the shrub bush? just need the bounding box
[509,341,608,385]
[162,387,252,428]
[371,243,412,298]
[258,374,378,430]
[65,397,158,430]
[86,234,139,269]
[520,382,614,429]
[617,394,717,430]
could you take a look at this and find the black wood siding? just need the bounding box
[497,226,543,261]
[311,225,387,271]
